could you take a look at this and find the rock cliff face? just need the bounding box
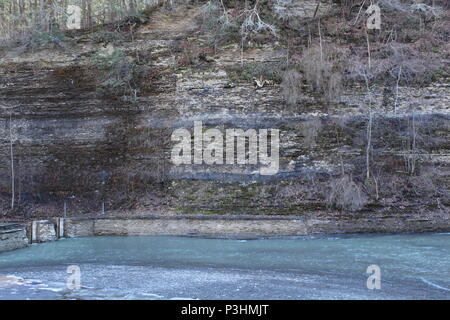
[0,3,449,227]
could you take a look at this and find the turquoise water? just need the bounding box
[0,233,449,299]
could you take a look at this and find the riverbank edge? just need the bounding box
[1,213,450,253]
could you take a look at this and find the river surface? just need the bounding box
[0,233,449,299]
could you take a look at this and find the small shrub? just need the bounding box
[18,29,72,52]
[108,13,150,33]
[386,42,442,85]
[301,44,345,102]
[231,61,284,83]
[281,69,303,106]
[240,2,278,39]
[200,0,279,45]
[342,0,448,86]
[326,72,343,102]
[301,118,323,148]
[91,48,141,97]
[176,40,200,67]
[273,0,299,22]
[409,166,450,201]
[327,175,367,211]
[346,40,443,87]
[200,0,240,45]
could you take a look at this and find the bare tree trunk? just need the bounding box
[286,35,290,67]
[366,28,371,70]
[363,71,373,180]
[45,0,54,32]
[87,1,92,29]
[18,158,21,205]
[394,66,402,113]
[353,0,366,25]
[411,112,416,174]
[9,113,15,210]
[240,37,244,67]
[307,24,312,48]
[366,111,373,180]
[318,19,323,62]
[373,173,379,200]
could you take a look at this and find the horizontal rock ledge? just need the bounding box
[2,214,450,253]
[61,213,450,238]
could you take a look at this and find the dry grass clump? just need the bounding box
[300,43,346,102]
[281,69,303,106]
[327,175,367,211]
[301,118,323,148]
